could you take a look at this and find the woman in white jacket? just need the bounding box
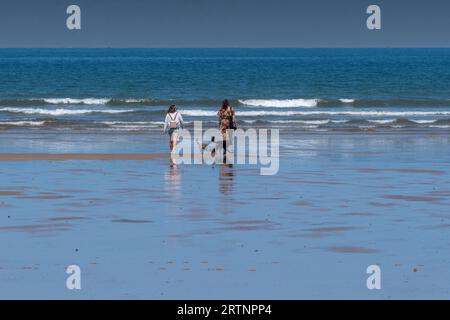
[163,105,184,151]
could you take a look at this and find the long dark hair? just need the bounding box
[221,99,230,110]
[167,104,177,114]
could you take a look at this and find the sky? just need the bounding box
[0,0,449,47]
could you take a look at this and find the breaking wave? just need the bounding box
[238,99,320,108]
[0,107,133,116]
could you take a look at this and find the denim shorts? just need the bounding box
[168,128,179,138]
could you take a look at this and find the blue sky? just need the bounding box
[0,0,449,47]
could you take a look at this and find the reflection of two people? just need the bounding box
[173,134,235,196]
[169,128,235,197]
[166,151,234,216]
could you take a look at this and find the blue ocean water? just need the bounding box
[1,48,450,131]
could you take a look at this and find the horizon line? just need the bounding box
[1,47,450,49]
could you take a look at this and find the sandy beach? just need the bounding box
[1,131,449,299]
[0,153,168,161]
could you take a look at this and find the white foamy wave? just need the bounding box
[270,119,353,124]
[270,120,331,125]
[181,109,450,117]
[331,120,350,123]
[252,110,450,117]
[411,119,437,124]
[99,121,164,125]
[101,122,165,129]
[182,110,298,117]
[358,126,377,129]
[0,121,46,126]
[123,99,148,103]
[428,125,450,129]
[0,107,132,116]
[339,99,355,103]
[238,99,320,108]
[104,126,148,131]
[302,120,330,125]
[181,110,218,116]
[368,119,397,124]
[43,98,110,105]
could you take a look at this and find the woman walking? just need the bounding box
[218,99,236,157]
[163,104,184,152]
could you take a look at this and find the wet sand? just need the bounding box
[0,153,167,161]
[0,132,449,299]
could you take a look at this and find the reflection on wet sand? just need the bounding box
[0,190,23,196]
[2,131,450,299]
[326,246,380,254]
[219,163,234,195]
[382,194,444,202]
[0,153,168,161]
[217,161,235,215]
[111,219,153,224]
[0,223,71,235]
[48,216,88,222]
[164,154,181,197]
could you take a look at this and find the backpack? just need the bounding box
[168,112,179,129]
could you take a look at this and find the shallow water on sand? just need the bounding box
[0,132,449,299]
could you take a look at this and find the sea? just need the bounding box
[1,48,450,133]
